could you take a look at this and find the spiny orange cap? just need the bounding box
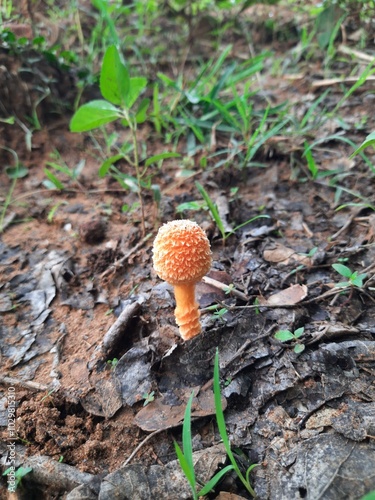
[152,220,212,285]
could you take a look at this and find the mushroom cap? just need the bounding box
[152,220,212,285]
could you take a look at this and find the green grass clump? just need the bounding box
[175,349,258,498]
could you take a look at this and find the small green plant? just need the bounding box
[2,465,32,491]
[351,130,375,171]
[195,181,269,242]
[142,390,155,406]
[332,263,367,289]
[106,357,119,369]
[213,307,229,322]
[0,147,28,233]
[43,153,86,191]
[175,350,257,498]
[274,327,305,354]
[70,44,179,235]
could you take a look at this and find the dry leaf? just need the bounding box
[263,243,311,266]
[259,284,308,306]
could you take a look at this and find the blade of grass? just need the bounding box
[174,441,197,499]
[195,182,226,238]
[182,392,195,475]
[214,349,256,497]
[198,464,235,496]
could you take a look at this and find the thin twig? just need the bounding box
[202,276,249,302]
[0,375,49,392]
[122,429,165,467]
[100,233,152,279]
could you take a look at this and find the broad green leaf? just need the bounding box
[125,77,147,109]
[350,131,375,157]
[70,100,121,132]
[99,154,124,178]
[332,263,353,279]
[274,330,295,342]
[100,45,129,106]
[351,273,367,287]
[335,281,350,288]
[294,344,305,354]
[135,97,150,124]
[145,152,181,167]
[294,327,304,339]
[5,164,28,179]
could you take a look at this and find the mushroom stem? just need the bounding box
[173,283,201,341]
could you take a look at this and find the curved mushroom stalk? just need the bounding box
[174,283,201,340]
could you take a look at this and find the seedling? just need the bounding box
[213,307,229,323]
[2,466,32,490]
[332,264,367,289]
[142,390,155,406]
[43,156,86,191]
[106,358,119,369]
[274,327,305,354]
[175,350,257,499]
[70,45,180,235]
[195,181,269,242]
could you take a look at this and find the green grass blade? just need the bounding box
[214,349,256,497]
[198,464,235,496]
[182,392,195,475]
[213,350,236,464]
[174,441,197,498]
[195,182,226,238]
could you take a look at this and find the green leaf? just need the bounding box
[100,45,130,106]
[350,131,375,157]
[70,100,121,132]
[332,263,353,278]
[5,164,28,179]
[135,98,150,124]
[176,201,205,213]
[351,273,367,287]
[335,281,350,288]
[195,182,226,238]
[0,116,15,124]
[294,327,304,339]
[274,330,295,342]
[125,77,147,109]
[294,344,305,354]
[174,441,196,494]
[198,465,235,496]
[44,169,65,190]
[182,393,195,477]
[98,154,124,178]
[145,152,181,167]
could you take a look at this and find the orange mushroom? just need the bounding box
[152,220,212,340]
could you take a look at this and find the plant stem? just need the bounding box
[0,177,17,233]
[125,110,146,236]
